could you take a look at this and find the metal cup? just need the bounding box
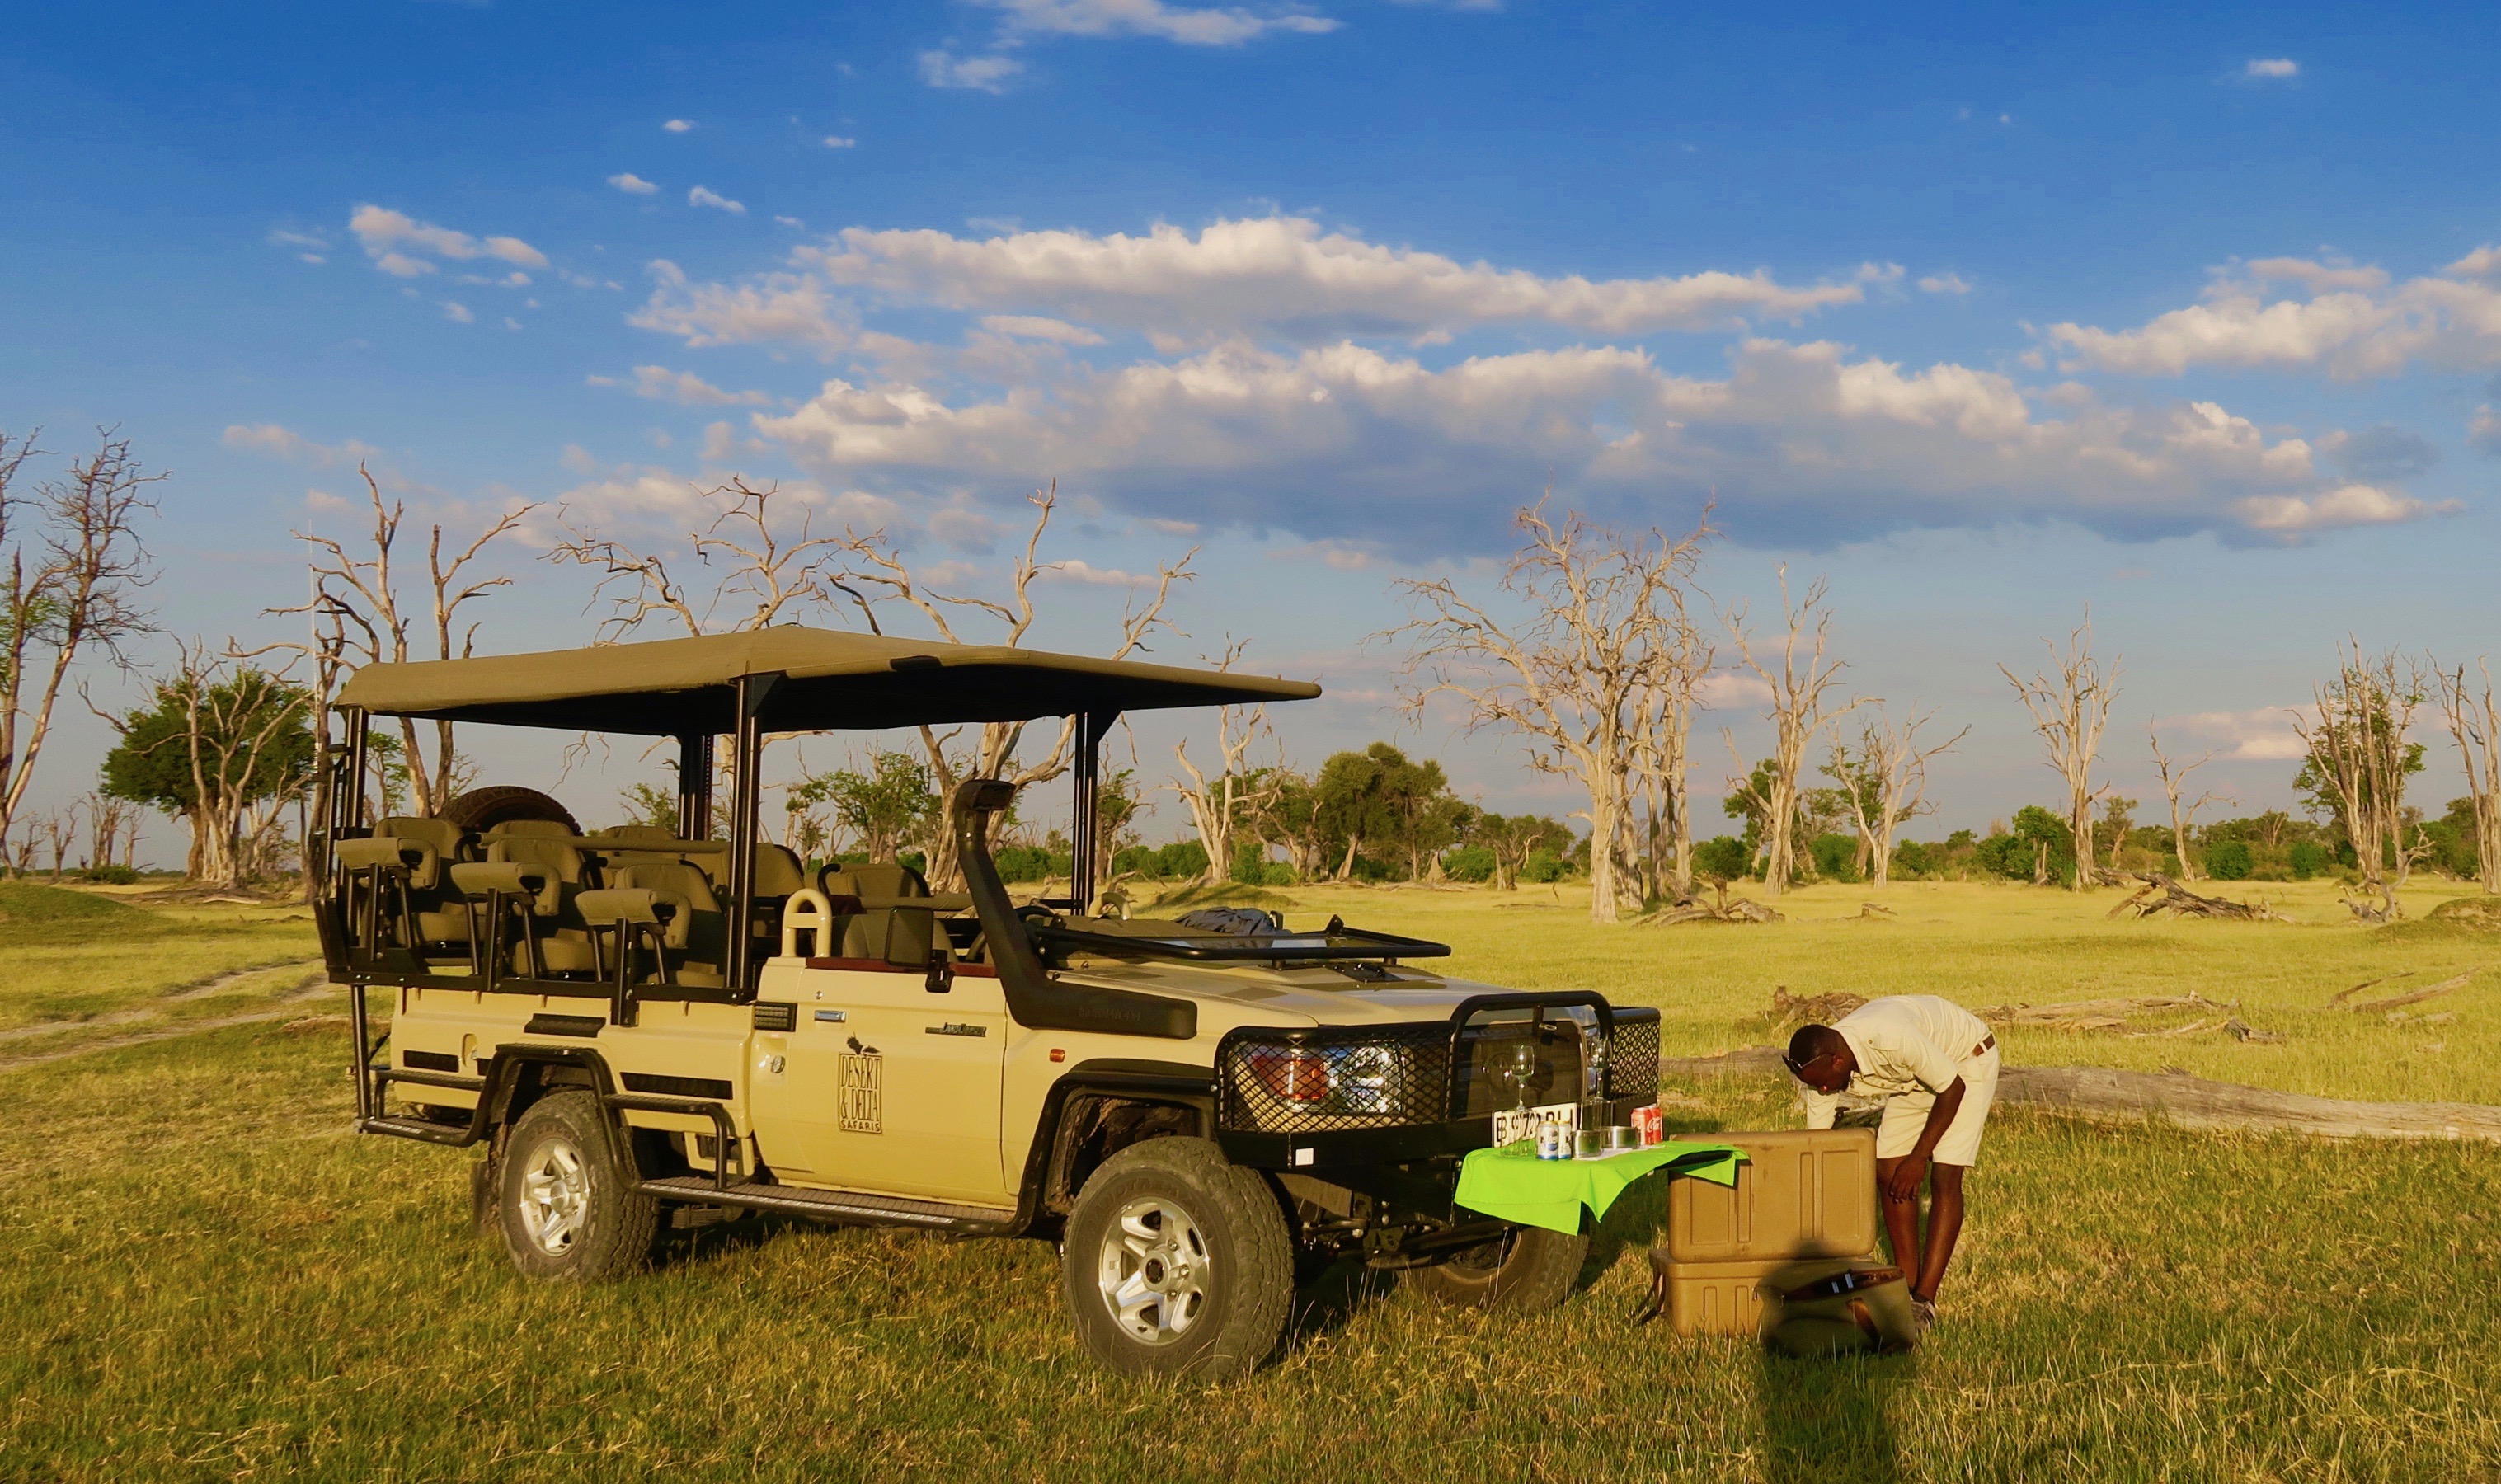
[1574,1128,1608,1159]
[1605,1125,1639,1153]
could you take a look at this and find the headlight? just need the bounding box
[1243,1042,1403,1116]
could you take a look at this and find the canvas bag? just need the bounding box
[1757,1260,1920,1357]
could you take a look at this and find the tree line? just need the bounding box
[9,421,2500,917]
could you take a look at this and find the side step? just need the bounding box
[637,1175,1018,1231]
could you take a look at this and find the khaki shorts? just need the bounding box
[1874,1047,1999,1168]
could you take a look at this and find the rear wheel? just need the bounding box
[1062,1138,1293,1380]
[441,785,581,835]
[496,1091,656,1282]
[1400,1225,1587,1312]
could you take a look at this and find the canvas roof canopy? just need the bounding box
[332,627,1321,736]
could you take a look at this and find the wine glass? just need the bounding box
[1500,1040,1536,1112]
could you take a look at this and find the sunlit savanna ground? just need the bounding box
[2,876,2495,1481]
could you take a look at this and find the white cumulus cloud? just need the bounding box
[349,205,548,279]
[442,301,474,323]
[689,186,746,214]
[604,364,773,406]
[740,336,2420,550]
[2045,250,2501,379]
[663,119,694,133]
[609,172,660,195]
[919,49,1026,91]
[630,260,858,355]
[980,0,1339,45]
[688,216,1885,345]
[2245,58,2299,79]
[823,135,858,149]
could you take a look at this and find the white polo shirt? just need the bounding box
[1801,994,1992,1129]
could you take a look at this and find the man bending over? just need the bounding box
[1784,994,2000,1328]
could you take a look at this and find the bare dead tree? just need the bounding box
[2429,658,2501,895]
[0,427,160,870]
[283,466,535,819]
[1628,575,1714,903]
[1728,568,1863,898]
[38,806,73,881]
[830,484,1194,891]
[2001,618,2120,890]
[78,791,134,873]
[2297,642,2423,904]
[1390,498,1711,924]
[2147,726,2219,882]
[1828,708,1965,889]
[1168,641,1281,886]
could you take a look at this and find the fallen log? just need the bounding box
[1657,1050,2501,1141]
[1640,881,1783,926]
[1977,993,2231,1028]
[1761,987,1867,1031]
[2104,872,2288,923]
[2325,974,2406,1009]
[2348,968,2479,1015]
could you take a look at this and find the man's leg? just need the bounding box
[1874,1156,1923,1291]
[1913,1162,1967,1303]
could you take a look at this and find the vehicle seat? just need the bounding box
[822,862,943,966]
[612,860,727,987]
[478,819,597,974]
[378,815,474,948]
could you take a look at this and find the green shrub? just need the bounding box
[1520,848,1567,884]
[1692,836,1751,881]
[1808,833,1859,883]
[993,845,1063,883]
[2206,840,2254,881]
[2288,842,2329,880]
[78,865,140,885]
[1891,840,1937,878]
[1156,840,1211,881]
[1441,845,1495,883]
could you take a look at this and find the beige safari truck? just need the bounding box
[318,627,1659,1378]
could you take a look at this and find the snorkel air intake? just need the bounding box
[953,778,1196,1040]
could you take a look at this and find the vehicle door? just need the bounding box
[755,955,1010,1206]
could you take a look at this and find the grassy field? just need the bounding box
[2,877,2497,1481]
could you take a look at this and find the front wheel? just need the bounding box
[1400,1225,1587,1312]
[496,1090,658,1282]
[1061,1138,1293,1380]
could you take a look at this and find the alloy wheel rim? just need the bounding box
[518,1135,590,1256]
[1097,1195,1213,1345]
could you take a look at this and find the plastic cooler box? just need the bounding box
[1660,1129,1881,1337]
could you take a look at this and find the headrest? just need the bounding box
[590,823,680,844]
[824,862,928,900]
[755,844,806,897]
[378,816,465,851]
[485,818,576,839]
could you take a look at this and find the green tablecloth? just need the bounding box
[1454,1141,1748,1235]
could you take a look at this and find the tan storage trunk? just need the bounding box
[1665,1129,1880,1264]
[1660,1256,1877,1338]
[1660,1257,1784,1337]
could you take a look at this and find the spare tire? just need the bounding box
[439,786,581,835]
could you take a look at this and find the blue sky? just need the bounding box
[6,0,2500,852]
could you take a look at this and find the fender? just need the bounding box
[1013,1059,1221,1228]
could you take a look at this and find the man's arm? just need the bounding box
[1800,1087,1839,1130]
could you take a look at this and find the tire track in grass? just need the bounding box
[0,957,325,1044]
[0,978,339,1073]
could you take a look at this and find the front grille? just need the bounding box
[1218,1022,1454,1134]
[1608,1009,1661,1102]
[1220,1002,1663,1136]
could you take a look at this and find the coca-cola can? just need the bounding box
[1634,1105,1663,1146]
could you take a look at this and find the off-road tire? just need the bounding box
[1400,1225,1587,1312]
[1062,1138,1293,1380]
[440,785,581,835]
[496,1091,657,1282]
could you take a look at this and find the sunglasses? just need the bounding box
[1784,1051,1837,1082]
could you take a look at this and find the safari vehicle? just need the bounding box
[318,627,1659,1378]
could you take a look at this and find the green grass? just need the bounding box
[3,879,2499,1479]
